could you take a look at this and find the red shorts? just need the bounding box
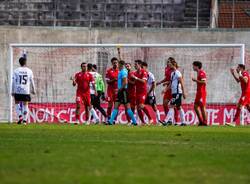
[107,89,117,103]
[238,93,250,106]
[128,94,136,107]
[163,90,172,101]
[136,93,147,105]
[76,93,91,106]
[194,92,206,106]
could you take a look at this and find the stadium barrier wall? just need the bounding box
[28,103,250,126]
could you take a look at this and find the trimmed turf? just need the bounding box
[0,124,249,184]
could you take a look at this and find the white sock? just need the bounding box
[90,108,99,122]
[165,108,174,122]
[15,104,22,118]
[156,110,161,123]
[179,108,185,124]
[23,104,29,121]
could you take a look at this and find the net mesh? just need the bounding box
[10,45,243,122]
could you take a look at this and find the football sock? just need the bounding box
[15,104,22,119]
[165,108,174,122]
[23,104,29,122]
[107,106,112,117]
[233,107,241,122]
[90,108,99,122]
[174,108,179,123]
[109,109,118,124]
[156,110,161,122]
[127,108,136,124]
[179,108,185,124]
[137,109,145,123]
[142,106,152,120]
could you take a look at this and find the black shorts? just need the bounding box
[116,89,129,104]
[145,95,156,106]
[14,94,31,102]
[91,94,101,106]
[170,93,182,106]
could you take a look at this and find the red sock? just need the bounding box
[138,109,145,123]
[233,107,241,122]
[143,106,152,120]
[174,108,179,122]
[164,105,169,115]
[85,106,89,122]
[107,106,112,117]
[76,114,80,121]
[125,107,131,122]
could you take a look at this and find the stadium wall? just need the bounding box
[1,26,250,122]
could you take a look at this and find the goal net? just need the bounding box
[7,44,248,125]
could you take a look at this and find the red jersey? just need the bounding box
[75,71,94,95]
[197,69,207,94]
[165,66,172,81]
[128,71,136,96]
[105,67,119,91]
[134,68,148,94]
[240,71,250,95]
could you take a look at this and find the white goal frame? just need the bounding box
[8,43,245,123]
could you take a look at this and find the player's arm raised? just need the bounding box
[230,68,240,83]
[70,75,77,86]
[30,71,36,95]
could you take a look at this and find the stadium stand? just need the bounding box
[218,0,250,28]
[0,0,211,28]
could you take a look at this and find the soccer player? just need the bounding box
[105,57,119,119]
[192,61,207,126]
[132,60,153,124]
[87,63,107,121]
[141,61,162,124]
[226,64,250,126]
[107,60,137,125]
[156,57,179,124]
[71,62,99,124]
[125,62,136,123]
[12,57,36,125]
[165,59,186,126]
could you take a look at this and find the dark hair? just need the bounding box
[119,60,125,66]
[135,59,143,65]
[81,62,87,67]
[170,59,178,68]
[19,57,26,66]
[238,64,245,70]
[111,57,118,63]
[167,57,175,63]
[141,61,148,67]
[87,63,92,70]
[125,62,131,66]
[193,61,202,69]
[92,64,97,70]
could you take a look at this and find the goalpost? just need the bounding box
[8,43,246,125]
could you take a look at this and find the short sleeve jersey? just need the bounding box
[105,67,119,91]
[75,71,94,94]
[118,68,128,89]
[134,68,148,94]
[240,71,250,95]
[147,71,155,96]
[12,67,35,95]
[197,69,207,94]
[170,70,182,94]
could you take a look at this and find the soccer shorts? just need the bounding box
[163,90,172,101]
[238,93,250,106]
[107,89,117,103]
[170,93,182,106]
[91,94,101,107]
[116,89,129,105]
[145,95,156,106]
[76,93,91,106]
[14,94,31,102]
[136,93,147,105]
[128,94,136,108]
[194,92,206,107]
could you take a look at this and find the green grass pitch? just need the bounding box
[0,124,249,184]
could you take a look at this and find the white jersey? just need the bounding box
[89,71,97,95]
[171,69,182,94]
[147,71,155,96]
[12,67,35,95]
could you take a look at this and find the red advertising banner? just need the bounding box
[28,103,250,126]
